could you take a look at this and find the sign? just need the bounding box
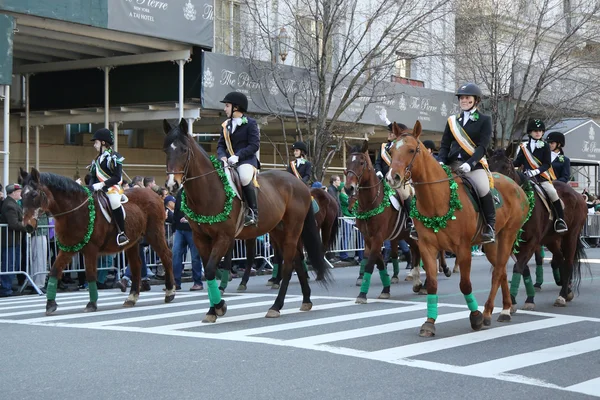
[201,52,459,132]
[0,14,13,86]
[108,0,214,48]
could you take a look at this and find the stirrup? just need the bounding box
[554,219,568,233]
[117,233,130,246]
[481,225,495,244]
[244,210,258,227]
[409,226,419,240]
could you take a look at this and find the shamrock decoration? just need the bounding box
[535,140,545,149]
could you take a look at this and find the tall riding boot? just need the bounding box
[404,196,418,240]
[112,207,130,246]
[480,192,496,244]
[242,184,259,226]
[552,200,568,233]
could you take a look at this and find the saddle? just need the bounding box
[528,179,563,221]
[223,165,252,236]
[95,191,127,224]
[460,174,503,243]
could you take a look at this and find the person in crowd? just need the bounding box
[0,184,26,297]
[287,142,312,186]
[131,176,144,188]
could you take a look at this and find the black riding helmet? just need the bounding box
[422,140,436,151]
[456,83,483,100]
[527,119,546,132]
[546,131,565,147]
[91,128,114,146]
[292,141,308,155]
[220,91,248,113]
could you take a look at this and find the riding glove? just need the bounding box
[376,171,384,179]
[525,169,540,177]
[458,163,471,173]
[92,182,105,191]
[228,155,239,165]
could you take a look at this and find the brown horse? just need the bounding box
[488,148,588,309]
[19,168,175,315]
[163,119,331,322]
[344,140,421,302]
[387,121,529,336]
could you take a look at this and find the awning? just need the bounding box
[546,118,600,166]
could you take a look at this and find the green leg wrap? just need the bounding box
[271,264,279,279]
[420,260,424,269]
[359,259,367,275]
[553,268,561,284]
[220,270,230,290]
[464,292,479,312]
[523,275,535,297]
[510,273,522,298]
[379,269,391,287]
[535,265,544,286]
[392,258,400,276]
[359,272,372,294]
[302,260,308,272]
[427,294,439,320]
[215,268,222,280]
[207,279,221,307]
[88,281,99,303]
[540,248,545,258]
[46,276,58,301]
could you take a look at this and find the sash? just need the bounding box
[289,161,302,179]
[94,158,123,194]
[519,143,556,181]
[447,116,494,189]
[380,143,392,166]
[221,121,235,157]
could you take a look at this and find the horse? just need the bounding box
[387,121,529,337]
[343,140,422,302]
[488,147,588,309]
[163,119,331,322]
[19,168,175,315]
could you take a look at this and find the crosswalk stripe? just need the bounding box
[366,315,584,361]
[565,377,600,396]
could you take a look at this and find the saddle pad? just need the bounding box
[462,176,503,212]
[312,198,320,214]
[531,181,563,220]
[223,163,242,200]
[98,203,126,224]
[389,195,401,211]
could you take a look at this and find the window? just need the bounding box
[65,123,91,145]
[394,53,412,78]
[295,16,333,71]
[214,0,241,56]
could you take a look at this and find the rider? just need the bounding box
[287,141,312,186]
[89,128,130,246]
[513,120,568,233]
[546,131,571,183]
[438,82,495,243]
[217,92,260,226]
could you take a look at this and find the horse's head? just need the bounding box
[488,147,518,182]
[387,121,424,188]
[343,140,372,199]
[163,118,193,190]
[19,167,48,233]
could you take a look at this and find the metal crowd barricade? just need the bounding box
[327,217,365,259]
[1,223,42,295]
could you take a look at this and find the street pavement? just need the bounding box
[1,248,599,400]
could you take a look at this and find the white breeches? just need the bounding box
[465,169,490,196]
[107,192,122,209]
[540,181,560,202]
[238,164,256,186]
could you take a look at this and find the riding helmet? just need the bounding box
[546,131,565,147]
[456,83,483,99]
[292,141,308,155]
[220,91,249,113]
[91,128,114,145]
[422,140,436,151]
[527,119,546,132]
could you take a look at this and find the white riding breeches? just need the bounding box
[238,164,256,186]
[540,181,560,202]
[107,192,122,210]
[465,169,490,196]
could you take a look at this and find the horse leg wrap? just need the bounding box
[360,272,372,294]
[46,276,58,301]
[359,259,367,275]
[552,268,561,285]
[379,269,391,287]
[302,260,308,272]
[88,281,99,303]
[207,279,221,307]
[271,264,279,279]
[510,273,522,298]
[427,294,439,320]
[392,257,400,276]
[464,293,479,312]
[215,268,222,281]
[535,265,544,286]
[220,270,230,290]
[524,275,536,297]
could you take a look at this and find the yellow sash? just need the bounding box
[519,143,556,181]
[447,116,494,189]
[289,161,302,179]
[94,159,123,194]
[221,121,235,157]
[380,143,392,166]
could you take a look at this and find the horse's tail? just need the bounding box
[572,236,589,294]
[301,203,332,286]
[327,204,340,251]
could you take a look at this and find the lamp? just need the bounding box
[277,27,290,63]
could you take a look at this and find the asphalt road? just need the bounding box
[1,248,599,400]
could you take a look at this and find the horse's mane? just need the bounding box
[491,148,508,159]
[39,172,86,194]
[349,144,363,153]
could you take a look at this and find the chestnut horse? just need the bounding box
[344,140,421,302]
[387,121,529,337]
[488,148,588,309]
[19,168,175,315]
[163,119,331,322]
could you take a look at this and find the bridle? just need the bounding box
[165,146,225,185]
[346,152,382,207]
[396,134,456,186]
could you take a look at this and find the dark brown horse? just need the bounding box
[163,119,331,322]
[19,168,175,315]
[344,140,421,302]
[488,148,588,309]
[387,121,529,336]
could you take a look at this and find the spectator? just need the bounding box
[131,176,144,188]
[336,182,356,263]
[0,184,26,297]
[327,175,342,209]
[311,182,325,190]
[122,180,131,190]
[164,195,176,222]
[143,176,156,188]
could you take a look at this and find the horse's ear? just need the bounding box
[361,140,369,154]
[392,122,400,137]
[178,118,188,136]
[162,119,173,135]
[30,167,40,183]
[413,120,422,140]
[344,141,353,155]
[505,141,518,159]
[19,167,28,182]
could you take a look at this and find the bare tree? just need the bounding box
[240,0,453,181]
[455,0,600,148]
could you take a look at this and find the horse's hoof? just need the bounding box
[483,316,492,326]
[300,302,312,311]
[378,292,391,299]
[215,300,227,317]
[237,284,247,292]
[418,287,428,296]
[419,321,436,337]
[470,311,484,331]
[84,302,97,313]
[265,309,280,318]
[391,276,400,284]
[534,284,542,292]
[45,300,58,316]
[272,283,280,290]
[497,311,512,323]
[566,291,574,302]
[554,296,567,307]
[355,278,363,287]
[453,266,460,274]
[522,302,535,311]
[510,304,518,314]
[123,300,136,308]
[404,274,413,281]
[443,268,452,278]
[202,314,217,323]
[355,296,368,304]
[412,283,422,293]
[266,279,275,287]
